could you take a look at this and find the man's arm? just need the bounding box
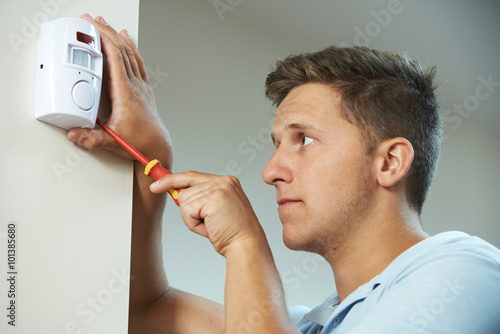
[151,172,300,333]
[129,164,225,333]
[68,14,224,334]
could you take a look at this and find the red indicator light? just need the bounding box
[76,32,95,47]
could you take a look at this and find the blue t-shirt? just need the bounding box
[289,231,500,333]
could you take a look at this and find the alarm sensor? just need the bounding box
[35,17,103,130]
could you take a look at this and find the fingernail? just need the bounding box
[82,13,93,20]
[69,132,84,145]
[150,181,159,190]
[98,16,107,25]
[122,29,130,39]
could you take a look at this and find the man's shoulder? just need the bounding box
[384,230,500,281]
[366,230,500,320]
[288,232,500,333]
[338,231,500,333]
[423,230,499,255]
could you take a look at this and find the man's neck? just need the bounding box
[325,209,428,303]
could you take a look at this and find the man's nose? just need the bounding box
[262,148,292,186]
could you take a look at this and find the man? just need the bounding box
[69,14,500,333]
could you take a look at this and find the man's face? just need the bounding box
[263,83,376,255]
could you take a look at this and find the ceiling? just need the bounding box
[211,0,500,140]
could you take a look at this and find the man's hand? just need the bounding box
[66,14,296,333]
[150,171,298,333]
[64,14,180,333]
[150,171,265,256]
[68,13,172,168]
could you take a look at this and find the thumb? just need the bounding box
[149,173,174,193]
[67,128,116,151]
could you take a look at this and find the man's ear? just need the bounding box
[374,137,414,188]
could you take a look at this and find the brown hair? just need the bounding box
[265,46,442,214]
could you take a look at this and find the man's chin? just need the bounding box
[282,230,310,252]
[283,228,328,255]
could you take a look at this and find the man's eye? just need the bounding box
[302,135,313,146]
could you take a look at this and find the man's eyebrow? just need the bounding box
[286,122,323,132]
[270,122,324,146]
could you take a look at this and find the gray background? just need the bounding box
[139,0,500,308]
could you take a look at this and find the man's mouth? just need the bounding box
[277,198,301,211]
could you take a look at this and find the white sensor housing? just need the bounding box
[35,17,103,130]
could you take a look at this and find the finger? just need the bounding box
[97,19,142,80]
[80,14,129,84]
[181,199,209,238]
[67,128,119,151]
[178,190,210,238]
[120,29,148,82]
[93,16,136,79]
[81,14,122,49]
[82,14,135,80]
[117,29,142,80]
[149,171,218,194]
[81,13,93,20]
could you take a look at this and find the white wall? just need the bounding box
[0,1,138,333]
[139,0,500,309]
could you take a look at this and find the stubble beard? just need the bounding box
[285,168,376,259]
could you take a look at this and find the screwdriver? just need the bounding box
[96,118,181,206]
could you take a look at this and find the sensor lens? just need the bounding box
[73,49,92,69]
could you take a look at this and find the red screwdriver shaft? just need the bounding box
[96,118,181,206]
[96,118,149,166]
